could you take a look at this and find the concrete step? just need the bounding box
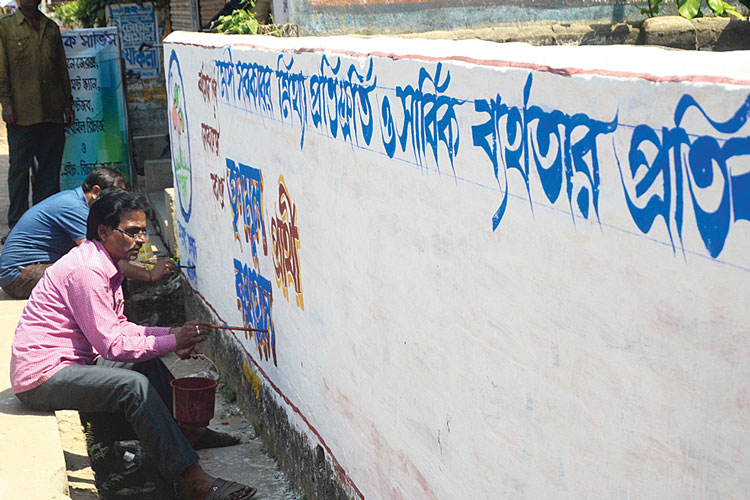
[143,158,173,195]
[148,187,178,256]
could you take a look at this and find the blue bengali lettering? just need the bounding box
[233,258,276,365]
[276,55,307,148]
[380,62,463,175]
[309,55,376,149]
[215,49,236,105]
[236,59,274,115]
[177,221,197,281]
[618,93,750,258]
[226,158,268,269]
[473,73,617,231]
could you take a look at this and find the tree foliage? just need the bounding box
[210,0,290,36]
[642,0,748,18]
[52,0,85,28]
[678,0,746,18]
[52,0,166,28]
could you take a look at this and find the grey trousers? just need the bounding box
[7,122,65,227]
[15,357,199,480]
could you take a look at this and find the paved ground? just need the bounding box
[0,129,71,500]
[0,128,299,500]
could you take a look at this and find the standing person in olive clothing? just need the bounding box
[0,0,74,229]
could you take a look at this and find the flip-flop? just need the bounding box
[193,428,241,450]
[207,478,257,500]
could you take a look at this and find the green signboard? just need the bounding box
[60,27,130,190]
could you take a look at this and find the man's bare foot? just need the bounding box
[182,464,257,500]
[181,425,241,450]
[181,424,206,447]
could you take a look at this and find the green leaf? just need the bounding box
[248,17,259,33]
[706,0,725,15]
[723,3,745,17]
[210,3,285,36]
[678,0,701,18]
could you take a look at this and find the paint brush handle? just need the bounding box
[208,324,269,333]
[175,264,196,269]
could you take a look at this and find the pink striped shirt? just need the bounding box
[10,240,175,393]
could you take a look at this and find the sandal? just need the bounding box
[207,478,257,500]
[193,428,241,450]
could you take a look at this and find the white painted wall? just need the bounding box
[163,32,750,499]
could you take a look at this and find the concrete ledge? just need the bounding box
[143,157,178,255]
[143,158,173,195]
[658,17,750,51]
[132,133,169,176]
[164,187,178,255]
[396,19,643,45]
[392,16,750,51]
[148,187,178,255]
[0,297,70,499]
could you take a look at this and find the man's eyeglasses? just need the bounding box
[114,227,149,240]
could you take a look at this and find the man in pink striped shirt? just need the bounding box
[10,190,257,500]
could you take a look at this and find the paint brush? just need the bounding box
[209,324,269,333]
[148,263,195,270]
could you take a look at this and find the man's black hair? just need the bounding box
[81,167,127,193]
[86,189,149,241]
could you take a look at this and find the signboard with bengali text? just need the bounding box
[60,27,130,190]
[106,3,161,79]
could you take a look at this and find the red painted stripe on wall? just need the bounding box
[171,38,750,87]
[187,280,366,499]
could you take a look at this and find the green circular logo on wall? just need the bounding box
[168,50,192,222]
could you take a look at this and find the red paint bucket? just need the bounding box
[170,377,218,427]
